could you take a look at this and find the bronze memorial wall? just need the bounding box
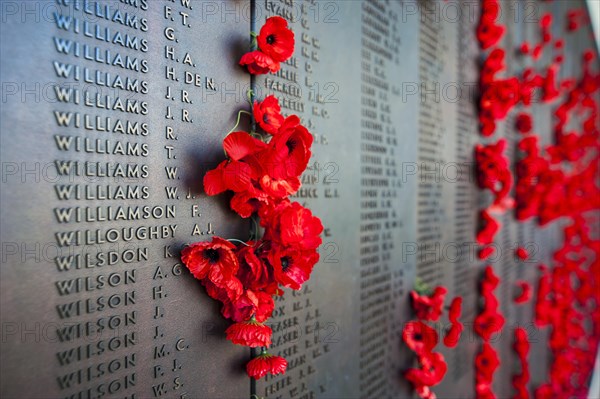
[1,1,599,398]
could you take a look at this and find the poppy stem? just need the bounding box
[247,89,255,107]
[226,110,253,136]
[249,31,258,50]
[226,238,250,246]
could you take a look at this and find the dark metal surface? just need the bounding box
[1,0,598,398]
[1,1,251,397]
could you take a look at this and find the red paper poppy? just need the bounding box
[443,297,462,351]
[478,246,495,260]
[443,323,463,348]
[402,321,438,355]
[239,50,280,75]
[203,132,266,195]
[477,210,500,245]
[411,287,448,321]
[225,319,272,347]
[514,281,532,304]
[262,201,324,250]
[221,288,275,323]
[254,95,284,135]
[540,13,552,29]
[405,351,448,387]
[513,327,530,360]
[475,342,500,381]
[236,243,277,293]
[474,310,505,341]
[268,245,319,290]
[477,21,505,50]
[481,266,500,292]
[181,237,242,298]
[515,247,529,260]
[230,191,271,218]
[262,115,313,180]
[246,351,287,379]
[257,16,295,63]
[448,297,462,323]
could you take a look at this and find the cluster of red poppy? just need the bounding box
[479,48,519,136]
[473,267,504,399]
[515,54,600,225]
[476,3,600,398]
[512,328,531,398]
[474,139,511,259]
[239,16,294,75]
[403,286,464,398]
[534,216,600,398]
[476,0,504,50]
[443,297,464,348]
[475,139,512,208]
[404,288,447,399]
[182,16,324,380]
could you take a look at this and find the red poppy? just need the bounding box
[481,266,500,292]
[257,16,295,62]
[411,287,447,321]
[225,319,272,347]
[515,247,529,260]
[515,113,533,134]
[262,115,313,180]
[478,246,495,260]
[513,327,530,360]
[221,288,275,323]
[239,50,280,75]
[475,342,500,381]
[268,245,319,290]
[481,49,505,85]
[181,237,242,298]
[443,323,463,348]
[405,351,448,387]
[540,13,552,29]
[254,95,284,135]
[402,321,438,355]
[230,191,271,218]
[474,310,505,341]
[262,201,324,250]
[477,20,505,50]
[203,132,266,195]
[236,243,277,293]
[442,297,465,352]
[448,297,462,323]
[514,281,532,304]
[477,210,500,245]
[246,351,287,379]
